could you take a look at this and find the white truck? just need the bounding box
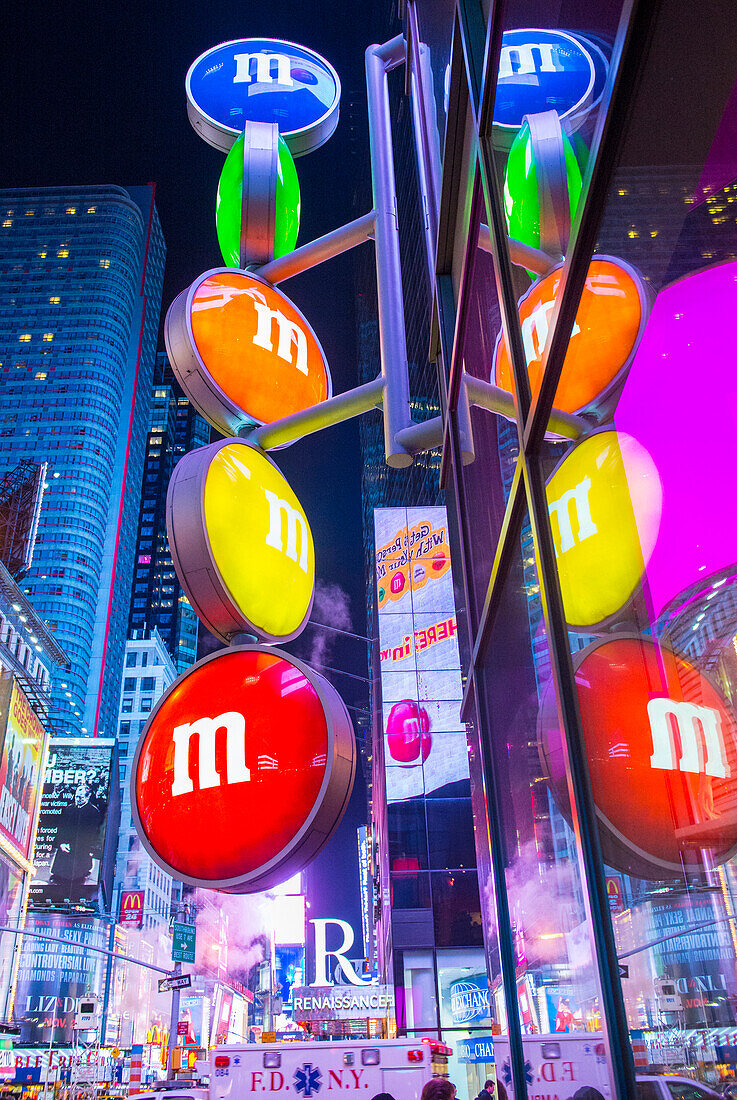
[492,1034,611,1098]
[198,1039,435,1100]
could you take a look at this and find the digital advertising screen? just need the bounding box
[374,508,467,803]
[29,738,115,906]
[13,914,108,1044]
[0,676,47,861]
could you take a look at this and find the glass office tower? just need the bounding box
[373,0,737,1095]
[128,352,209,673]
[0,186,165,738]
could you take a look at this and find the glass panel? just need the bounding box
[486,1,629,420]
[468,512,615,1097]
[541,10,737,1093]
[402,948,439,1029]
[432,870,484,947]
[413,0,456,173]
[457,208,518,626]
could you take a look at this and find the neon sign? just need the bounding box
[132,646,355,892]
[493,30,597,147]
[165,268,331,437]
[539,636,737,878]
[493,257,648,416]
[167,437,315,644]
[615,260,737,618]
[546,429,662,628]
[186,39,341,155]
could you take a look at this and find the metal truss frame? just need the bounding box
[242,33,581,469]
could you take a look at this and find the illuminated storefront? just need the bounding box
[365,0,737,1096]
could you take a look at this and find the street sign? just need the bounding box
[177,1021,189,1036]
[619,965,629,979]
[158,973,193,993]
[172,923,197,963]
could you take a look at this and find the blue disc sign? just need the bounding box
[493,29,596,147]
[186,38,341,157]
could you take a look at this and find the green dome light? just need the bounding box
[216,129,301,268]
[504,115,583,259]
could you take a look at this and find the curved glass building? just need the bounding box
[0,185,165,738]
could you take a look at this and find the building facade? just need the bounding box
[0,563,66,1021]
[115,629,177,932]
[365,0,737,1096]
[0,185,165,738]
[128,352,209,673]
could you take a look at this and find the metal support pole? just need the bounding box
[464,374,585,440]
[394,416,443,454]
[256,212,376,285]
[478,222,560,276]
[244,376,384,451]
[0,924,170,974]
[366,36,413,468]
[166,962,182,1080]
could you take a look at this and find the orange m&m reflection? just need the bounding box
[493,258,645,415]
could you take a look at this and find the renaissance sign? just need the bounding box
[292,986,394,1021]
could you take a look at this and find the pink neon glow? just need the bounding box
[615,260,737,618]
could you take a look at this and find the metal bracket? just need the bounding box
[240,120,279,267]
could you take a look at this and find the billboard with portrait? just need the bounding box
[29,738,115,906]
[374,508,467,803]
[0,676,46,861]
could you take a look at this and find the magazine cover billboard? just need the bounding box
[374,508,467,802]
[29,739,115,906]
[0,676,47,861]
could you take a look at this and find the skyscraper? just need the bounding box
[0,185,165,737]
[128,352,209,673]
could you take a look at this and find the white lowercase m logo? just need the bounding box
[171,712,251,796]
[262,489,309,572]
[548,476,598,555]
[252,302,308,376]
[648,698,731,779]
[233,53,293,87]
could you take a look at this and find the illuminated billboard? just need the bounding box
[29,739,115,906]
[132,646,355,892]
[374,508,467,803]
[539,636,737,878]
[14,914,108,1044]
[0,676,46,861]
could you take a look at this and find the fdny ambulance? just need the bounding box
[198,1039,437,1100]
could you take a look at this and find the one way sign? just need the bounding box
[159,973,192,993]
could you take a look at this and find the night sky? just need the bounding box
[3,0,390,931]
